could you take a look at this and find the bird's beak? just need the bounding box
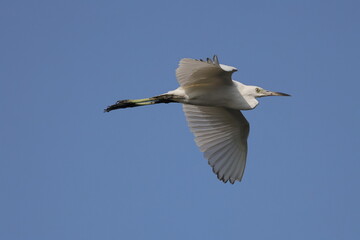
[265,90,291,97]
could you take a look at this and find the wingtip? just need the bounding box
[195,55,220,66]
[213,55,219,65]
[210,164,241,184]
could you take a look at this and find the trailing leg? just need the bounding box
[104,94,179,112]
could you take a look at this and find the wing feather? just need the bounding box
[183,104,250,183]
[176,56,237,87]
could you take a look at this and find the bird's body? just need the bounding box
[105,56,289,184]
[166,81,259,110]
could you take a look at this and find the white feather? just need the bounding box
[182,105,249,183]
[176,58,236,87]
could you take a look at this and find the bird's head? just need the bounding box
[251,86,290,98]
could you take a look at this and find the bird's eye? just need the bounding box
[255,88,261,93]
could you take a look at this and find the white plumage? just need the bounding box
[105,55,290,184]
[183,105,249,183]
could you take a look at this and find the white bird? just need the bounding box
[105,55,289,184]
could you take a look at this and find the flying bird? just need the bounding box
[105,55,290,184]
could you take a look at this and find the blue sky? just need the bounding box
[1,0,359,239]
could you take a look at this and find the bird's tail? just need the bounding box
[104,94,177,112]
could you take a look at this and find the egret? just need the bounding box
[105,55,290,184]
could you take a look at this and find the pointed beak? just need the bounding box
[265,91,291,96]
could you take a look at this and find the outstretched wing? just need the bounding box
[176,55,237,88]
[183,104,250,183]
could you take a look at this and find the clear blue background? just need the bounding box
[1,0,359,239]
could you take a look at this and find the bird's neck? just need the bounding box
[235,82,259,109]
[246,97,259,109]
